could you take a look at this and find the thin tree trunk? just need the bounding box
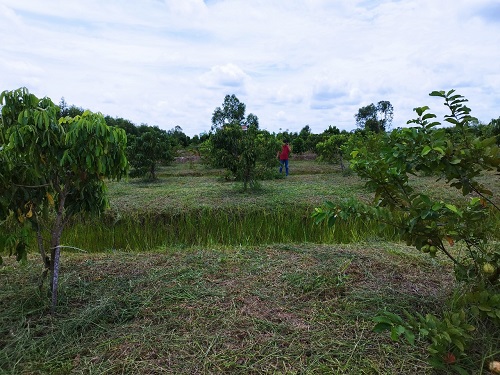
[51,245,61,314]
[50,183,68,314]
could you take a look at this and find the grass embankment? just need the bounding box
[63,159,499,252]
[63,160,391,251]
[1,158,499,374]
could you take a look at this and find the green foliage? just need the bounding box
[205,95,277,190]
[211,94,258,131]
[314,89,500,368]
[127,126,174,180]
[0,87,128,312]
[373,309,475,372]
[167,125,190,148]
[104,115,139,137]
[58,97,84,119]
[355,100,394,133]
[315,133,349,169]
[205,124,278,190]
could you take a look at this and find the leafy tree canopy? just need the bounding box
[211,94,259,131]
[0,87,128,312]
[355,100,394,133]
[127,126,174,180]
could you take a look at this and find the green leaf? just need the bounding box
[432,202,442,211]
[404,330,415,345]
[429,90,445,97]
[478,305,492,312]
[454,339,465,352]
[445,118,460,126]
[422,113,437,121]
[373,322,392,332]
[482,136,498,147]
[421,146,431,156]
[390,326,400,341]
[432,146,445,155]
[419,328,429,336]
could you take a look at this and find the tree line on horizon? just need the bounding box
[58,93,500,181]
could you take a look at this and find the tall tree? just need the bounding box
[246,113,259,129]
[0,87,128,313]
[211,94,246,130]
[206,96,275,189]
[211,94,259,131]
[355,101,394,133]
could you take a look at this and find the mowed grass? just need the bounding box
[105,159,499,214]
[105,160,369,214]
[1,243,462,374]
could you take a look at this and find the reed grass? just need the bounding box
[62,206,400,253]
[58,159,498,253]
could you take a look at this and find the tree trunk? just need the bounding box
[50,184,68,314]
[51,245,61,314]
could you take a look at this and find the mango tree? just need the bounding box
[0,87,128,313]
[127,126,174,180]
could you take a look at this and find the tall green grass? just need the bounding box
[62,206,400,252]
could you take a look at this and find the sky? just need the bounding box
[1,0,499,137]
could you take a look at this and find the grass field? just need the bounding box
[1,158,499,374]
[2,243,458,374]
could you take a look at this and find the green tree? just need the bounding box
[355,100,394,133]
[315,133,349,170]
[168,125,190,148]
[0,87,128,313]
[211,94,246,130]
[292,125,313,153]
[127,126,174,180]
[104,115,138,137]
[246,113,259,129]
[57,97,84,119]
[314,90,500,369]
[211,94,259,132]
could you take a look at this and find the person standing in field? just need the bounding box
[277,140,291,176]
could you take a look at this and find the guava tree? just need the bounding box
[0,87,128,313]
[314,90,500,370]
[315,133,349,170]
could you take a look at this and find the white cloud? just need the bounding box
[1,0,499,136]
[199,63,250,90]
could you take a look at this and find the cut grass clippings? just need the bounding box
[1,243,466,374]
